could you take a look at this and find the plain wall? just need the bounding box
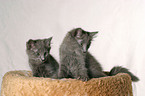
[0,0,145,95]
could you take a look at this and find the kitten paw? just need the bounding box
[77,76,90,82]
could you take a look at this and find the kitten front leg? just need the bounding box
[33,71,40,77]
[58,65,68,79]
[74,68,90,81]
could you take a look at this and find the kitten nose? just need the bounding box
[83,50,87,53]
[41,56,45,61]
[83,46,87,53]
[83,51,86,53]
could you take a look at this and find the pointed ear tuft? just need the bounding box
[45,37,52,47]
[48,37,53,41]
[90,31,98,37]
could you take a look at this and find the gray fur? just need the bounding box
[58,28,106,81]
[86,52,107,78]
[109,66,139,82]
[58,28,139,82]
[26,37,59,79]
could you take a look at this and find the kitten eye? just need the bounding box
[80,41,84,46]
[44,52,48,56]
[37,53,40,55]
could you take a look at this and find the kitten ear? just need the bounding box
[27,39,35,50]
[44,37,52,47]
[71,28,83,38]
[76,28,83,38]
[90,31,98,37]
[48,37,52,41]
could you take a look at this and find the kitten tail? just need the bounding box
[109,66,139,82]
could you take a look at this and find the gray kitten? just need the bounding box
[58,28,106,81]
[59,28,139,82]
[26,37,59,79]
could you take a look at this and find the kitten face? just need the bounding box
[71,28,98,53]
[26,37,52,63]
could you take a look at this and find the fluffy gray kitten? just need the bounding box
[59,28,139,82]
[58,28,106,81]
[26,37,59,79]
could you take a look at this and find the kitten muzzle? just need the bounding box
[83,45,87,53]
